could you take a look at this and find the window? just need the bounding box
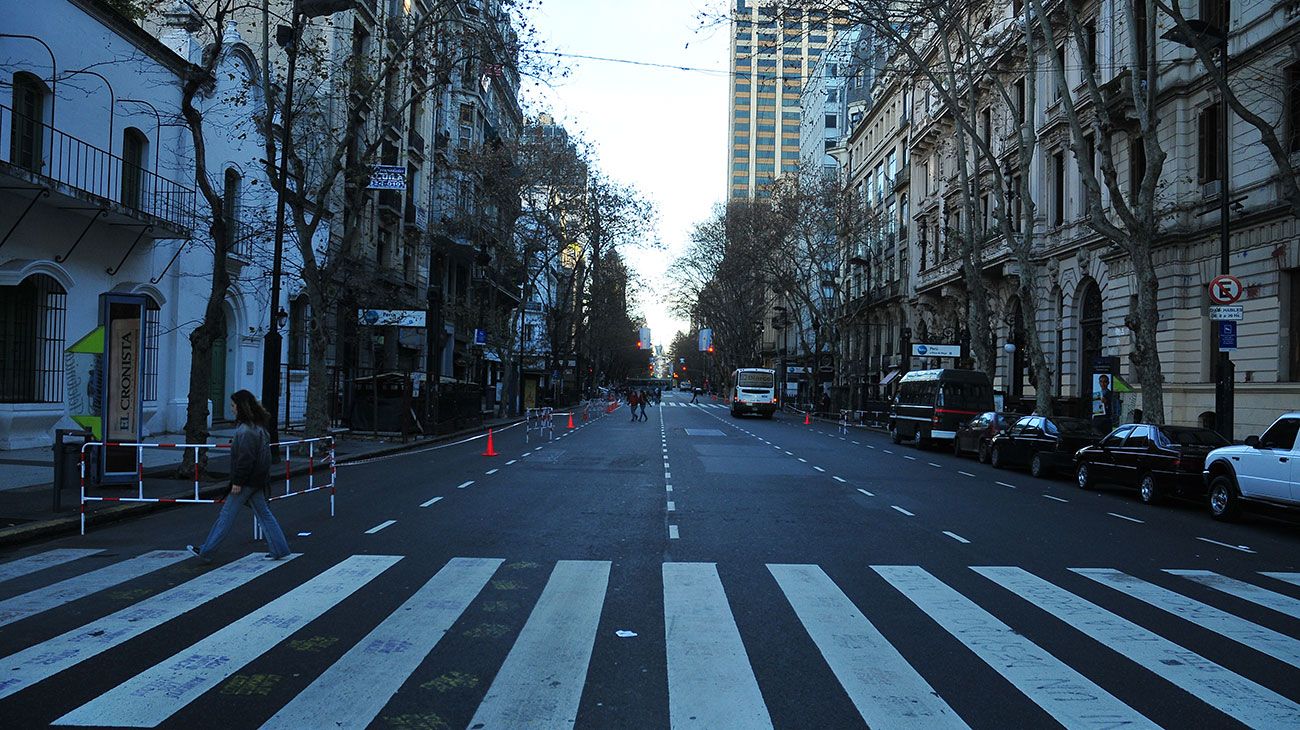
[1199,0,1226,31]
[142,297,160,402]
[0,274,66,403]
[735,122,750,132]
[458,103,474,147]
[289,295,309,368]
[121,128,147,210]
[1288,64,1300,153]
[1084,20,1098,74]
[1102,425,1134,447]
[1259,418,1300,450]
[1054,45,1066,99]
[1288,269,1300,381]
[1124,425,1151,449]
[222,168,242,251]
[1014,77,1026,123]
[734,135,750,145]
[10,72,48,173]
[1052,150,1065,226]
[825,114,837,129]
[1198,103,1221,184]
[733,162,749,171]
[979,108,991,143]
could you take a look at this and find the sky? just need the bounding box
[522,0,731,350]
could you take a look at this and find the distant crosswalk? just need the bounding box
[660,402,728,409]
[1,548,1298,727]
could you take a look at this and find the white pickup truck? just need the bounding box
[1203,413,1300,520]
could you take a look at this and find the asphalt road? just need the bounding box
[1,390,1299,729]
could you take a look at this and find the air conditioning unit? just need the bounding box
[1201,179,1222,198]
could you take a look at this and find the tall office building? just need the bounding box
[728,2,842,199]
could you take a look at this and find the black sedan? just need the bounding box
[953,412,1021,462]
[1074,423,1229,504]
[988,415,1104,478]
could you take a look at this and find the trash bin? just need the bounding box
[52,429,93,512]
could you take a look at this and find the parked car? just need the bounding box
[890,369,994,448]
[1202,413,1300,520]
[1074,424,1229,504]
[988,415,1104,478]
[953,412,1021,462]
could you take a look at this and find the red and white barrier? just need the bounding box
[78,436,336,536]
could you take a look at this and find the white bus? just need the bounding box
[730,368,778,418]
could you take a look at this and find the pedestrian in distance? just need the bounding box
[639,390,649,421]
[628,389,640,421]
[188,390,291,562]
[690,386,701,404]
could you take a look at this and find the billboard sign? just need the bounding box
[911,343,961,358]
[358,309,427,327]
[99,294,146,483]
[367,165,406,190]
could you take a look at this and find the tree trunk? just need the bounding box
[1125,251,1166,423]
[304,308,332,440]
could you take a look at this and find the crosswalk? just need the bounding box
[1,548,1299,727]
[660,402,727,409]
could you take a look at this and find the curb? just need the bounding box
[0,416,528,549]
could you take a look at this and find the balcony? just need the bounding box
[1,105,194,237]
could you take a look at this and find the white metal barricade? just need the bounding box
[839,410,851,434]
[525,407,554,442]
[79,436,336,536]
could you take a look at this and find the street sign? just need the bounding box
[1208,275,1243,304]
[358,309,426,327]
[367,165,406,190]
[698,328,713,352]
[474,329,487,346]
[1217,320,1237,351]
[911,343,961,358]
[1209,305,1243,321]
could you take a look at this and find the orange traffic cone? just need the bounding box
[804,412,811,425]
[567,412,575,429]
[482,429,499,457]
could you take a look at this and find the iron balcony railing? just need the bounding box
[1,104,195,235]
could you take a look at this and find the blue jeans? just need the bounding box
[198,487,290,559]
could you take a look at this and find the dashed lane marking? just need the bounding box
[1197,537,1256,554]
[813,466,826,473]
[833,476,847,483]
[958,471,975,477]
[996,481,1017,489]
[1044,495,1069,503]
[486,469,499,475]
[1108,512,1145,524]
[942,531,971,544]
[891,506,915,517]
[456,481,474,489]
[669,525,680,540]
[857,488,874,497]
[420,497,443,508]
[365,520,396,534]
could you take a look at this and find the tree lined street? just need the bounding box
[3,393,1299,727]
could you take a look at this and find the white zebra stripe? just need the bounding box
[0,549,103,584]
[1168,570,1300,620]
[265,557,501,730]
[0,554,291,701]
[874,565,1153,729]
[976,566,1300,728]
[55,555,399,727]
[664,562,772,729]
[1074,568,1300,668]
[0,550,188,628]
[773,564,967,728]
[468,560,610,729]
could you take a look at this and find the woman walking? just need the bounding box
[188,390,291,561]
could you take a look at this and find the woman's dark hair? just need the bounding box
[230,389,271,427]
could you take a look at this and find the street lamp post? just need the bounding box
[1164,12,1233,439]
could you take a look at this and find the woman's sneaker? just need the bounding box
[186,545,211,564]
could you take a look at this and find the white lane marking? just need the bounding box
[928,462,942,468]
[1044,495,1069,503]
[506,460,518,465]
[456,480,474,489]
[976,566,1300,727]
[666,485,673,492]
[958,471,975,478]
[0,551,188,628]
[668,525,680,540]
[771,564,966,728]
[996,481,1017,489]
[419,497,443,508]
[875,566,1152,729]
[365,520,397,534]
[665,472,672,479]
[57,556,398,727]
[0,556,292,700]
[891,506,915,517]
[0,549,103,584]
[468,561,610,729]
[486,468,499,475]
[1075,568,1300,668]
[1169,570,1300,620]
[942,532,971,544]
[520,452,532,458]
[857,489,874,497]
[833,476,847,483]
[785,451,794,456]
[1107,512,1145,524]
[813,466,826,473]
[264,558,501,730]
[1197,537,1255,554]
[903,455,917,461]
[667,501,676,512]
[852,441,861,445]
[664,563,773,729]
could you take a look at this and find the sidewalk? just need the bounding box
[0,415,524,547]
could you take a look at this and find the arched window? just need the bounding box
[121,127,148,210]
[222,168,243,253]
[142,296,161,402]
[1078,279,1104,399]
[10,72,49,173]
[0,274,67,403]
[288,294,310,368]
